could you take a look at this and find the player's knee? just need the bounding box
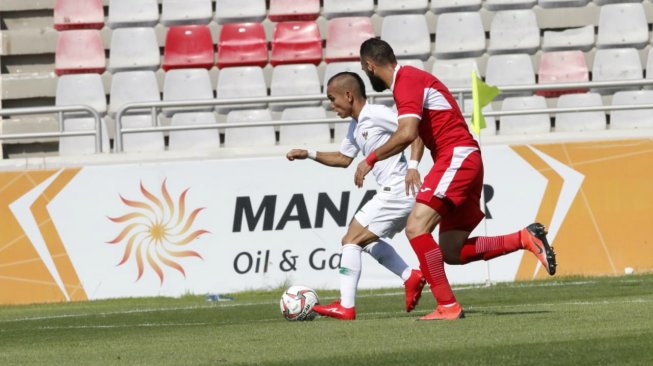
[405,221,426,240]
[441,250,461,265]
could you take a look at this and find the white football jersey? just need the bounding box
[339,103,408,193]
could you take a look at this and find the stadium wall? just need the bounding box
[0,138,651,305]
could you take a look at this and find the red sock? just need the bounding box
[459,231,522,264]
[409,233,457,306]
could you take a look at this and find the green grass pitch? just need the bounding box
[1,274,652,365]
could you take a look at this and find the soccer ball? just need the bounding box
[279,285,319,321]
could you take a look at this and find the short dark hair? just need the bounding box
[327,71,367,99]
[360,37,397,65]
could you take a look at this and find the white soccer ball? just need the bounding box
[279,285,319,321]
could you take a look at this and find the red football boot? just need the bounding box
[521,223,557,275]
[404,269,426,312]
[312,300,356,320]
[418,302,465,321]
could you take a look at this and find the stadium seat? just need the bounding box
[381,15,431,61]
[646,48,653,83]
[399,59,426,70]
[109,27,160,72]
[536,51,589,97]
[434,12,485,59]
[270,64,321,111]
[54,0,104,30]
[59,118,111,155]
[54,30,106,75]
[163,25,215,71]
[325,17,375,63]
[377,0,429,16]
[279,107,331,145]
[592,48,642,94]
[541,25,595,52]
[485,0,536,11]
[431,0,482,14]
[224,109,276,148]
[270,21,322,66]
[594,0,640,6]
[109,71,160,118]
[431,58,480,89]
[161,0,213,26]
[168,112,221,151]
[463,99,497,136]
[56,74,107,115]
[499,96,551,135]
[108,0,159,28]
[596,3,648,49]
[215,0,267,24]
[163,68,214,117]
[538,0,589,8]
[485,54,535,89]
[323,0,375,19]
[488,10,540,55]
[268,0,320,22]
[323,62,373,94]
[216,66,268,114]
[217,23,268,69]
[610,91,653,130]
[121,115,166,153]
[555,93,606,132]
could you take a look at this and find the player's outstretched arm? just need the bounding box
[286,149,353,168]
[405,136,424,196]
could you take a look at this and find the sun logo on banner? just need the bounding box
[107,179,209,284]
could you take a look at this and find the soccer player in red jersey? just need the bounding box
[356,38,557,320]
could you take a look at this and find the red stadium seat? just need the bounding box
[54,0,104,30]
[163,25,215,71]
[270,21,322,67]
[217,23,268,69]
[55,30,106,75]
[325,17,375,63]
[268,0,320,22]
[536,50,589,97]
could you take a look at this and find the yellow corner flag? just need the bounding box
[471,70,500,135]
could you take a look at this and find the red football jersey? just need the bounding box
[392,65,478,156]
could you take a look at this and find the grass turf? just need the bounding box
[1,274,652,365]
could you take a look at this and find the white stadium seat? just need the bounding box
[163,69,215,116]
[121,115,165,153]
[377,0,429,16]
[485,54,535,88]
[109,71,160,118]
[381,14,431,61]
[399,59,426,70]
[431,0,482,14]
[168,112,221,151]
[610,91,653,130]
[597,3,648,49]
[555,93,606,132]
[488,10,540,55]
[463,99,497,136]
[59,118,111,155]
[270,64,322,111]
[499,96,551,135]
[431,58,480,89]
[56,74,107,115]
[108,27,160,72]
[224,109,276,147]
[538,0,589,8]
[216,66,268,114]
[215,0,267,24]
[279,107,331,146]
[108,0,159,28]
[434,12,485,59]
[486,0,536,11]
[542,25,595,52]
[592,48,643,94]
[161,0,213,26]
[323,0,375,19]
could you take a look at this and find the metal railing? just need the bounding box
[0,105,103,153]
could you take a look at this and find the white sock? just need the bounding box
[364,239,412,281]
[339,244,363,308]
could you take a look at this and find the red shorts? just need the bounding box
[415,146,485,233]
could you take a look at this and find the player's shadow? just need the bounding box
[464,309,551,316]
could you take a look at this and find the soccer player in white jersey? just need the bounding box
[286,72,426,320]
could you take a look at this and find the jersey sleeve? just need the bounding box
[339,121,359,158]
[394,74,424,121]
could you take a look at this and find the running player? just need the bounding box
[286,72,426,320]
[356,38,557,320]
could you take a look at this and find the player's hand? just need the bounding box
[405,168,422,196]
[286,149,308,161]
[355,160,372,188]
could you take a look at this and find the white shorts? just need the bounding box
[354,192,415,239]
